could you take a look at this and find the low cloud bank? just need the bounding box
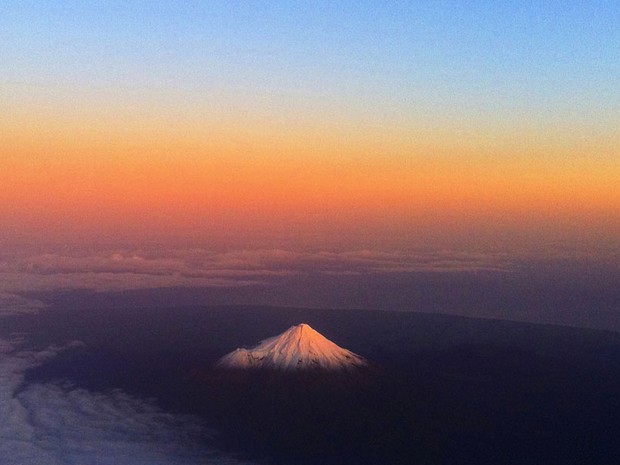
[0,248,516,314]
[0,338,252,465]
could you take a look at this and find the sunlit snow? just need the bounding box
[216,324,368,371]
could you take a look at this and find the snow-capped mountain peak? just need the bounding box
[216,323,368,371]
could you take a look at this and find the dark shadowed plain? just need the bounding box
[2,297,619,464]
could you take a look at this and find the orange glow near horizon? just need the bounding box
[2,102,618,251]
[0,71,615,245]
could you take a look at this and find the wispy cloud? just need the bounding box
[0,293,46,317]
[0,338,252,465]
[0,247,517,314]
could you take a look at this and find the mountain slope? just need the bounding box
[216,323,368,371]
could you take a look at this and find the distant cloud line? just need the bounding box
[0,248,518,315]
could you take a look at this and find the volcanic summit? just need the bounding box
[216,323,368,371]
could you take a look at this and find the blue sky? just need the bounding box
[2,0,618,124]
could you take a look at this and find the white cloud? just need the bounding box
[0,247,516,314]
[0,338,253,465]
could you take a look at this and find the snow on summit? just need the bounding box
[216,324,368,371]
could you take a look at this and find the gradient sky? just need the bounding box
[2,1,619,251]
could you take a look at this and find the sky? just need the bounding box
[1,1,619,252]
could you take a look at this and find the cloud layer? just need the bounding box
[0,247,518,315]
[0,338,251,465]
